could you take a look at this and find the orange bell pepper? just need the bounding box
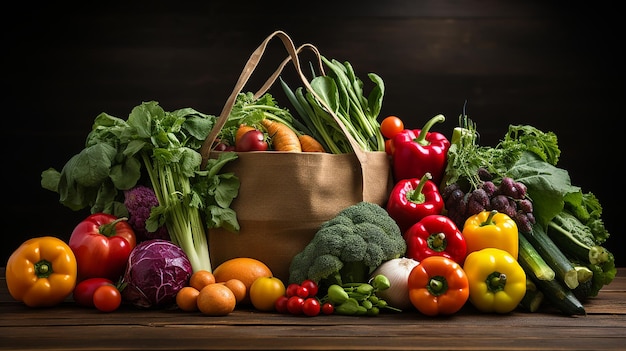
[407,255,470,316]
[5,236,77,307]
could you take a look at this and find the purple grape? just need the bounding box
[526,212,536,224]
[441,183,461,201]
[515,211,533,233]
[499,177,519,198]
[515,181,528,198]
[477,167,493,181]
[480,181,497,197]
[517,199,533,213]
[490,195,510,213]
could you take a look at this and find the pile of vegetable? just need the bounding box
[41,101,241,273]
[442,114,615,310]
[4,47,617,317]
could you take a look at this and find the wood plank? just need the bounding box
[1,269,625,350]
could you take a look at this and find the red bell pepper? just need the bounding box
[386,172,444,234]
[69,213,136,282]
[391,114,450,186]
[403,214,467,265]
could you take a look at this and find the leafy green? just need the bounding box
[500,124,561,166]
[280,56,386,153]
[506,152,579,227]
[41,101,240,273]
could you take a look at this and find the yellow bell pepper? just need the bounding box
[463,247,527,313]
[5,236,77,307]
[462,210,519,259]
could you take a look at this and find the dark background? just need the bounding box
[3,1,623,266]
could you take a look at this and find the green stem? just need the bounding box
[486,272,507,293]
[407,172,432,203]
[414,114,445,146]
[480,210,498,227]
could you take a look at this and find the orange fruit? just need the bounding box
[176,286,200,312]
[212,257,273,304]
[189,269,216,291]
[197,283,236,316]
[249,276,286,312]
[222,278,247,304]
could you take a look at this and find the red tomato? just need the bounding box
[302,297,321,316]
[321,302,335,315]
[380,116,404,139]
[93,285,122,312]
[73,277,115,307]
[285,283,300,298]
[274,295,290,314]
[69,213,136,281]
[287,296,304,315]
[296,286,309,298]
[300,280,319,297]
[236,130,268,152]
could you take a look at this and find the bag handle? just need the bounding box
[200,30,369,169]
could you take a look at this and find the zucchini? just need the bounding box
[518,278,544,313]
[547,219,611,266]
[518,234,555,281]
[530,275,586,316]
[521,223,578,289]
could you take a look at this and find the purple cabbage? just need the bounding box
[122,239,192,308]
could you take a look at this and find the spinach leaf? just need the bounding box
[506,152,580,227]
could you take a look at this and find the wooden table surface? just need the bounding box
[1,268,625,350]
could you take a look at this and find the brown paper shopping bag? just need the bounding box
[200,31,393,283]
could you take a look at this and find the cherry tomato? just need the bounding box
[380,116,404,139]
[93,284,122,312]
[302,297,321,316]
[73,277,115,307]
[249,276,286,312]
[321,302,335,315]
[287,296,304,315]
[286,283,300,298]
[300,279,319,297]
[296,286,309,298]
[236,129,268,152]
[274,295,290,314]
[214,142,235,151]
[385,138,394,156]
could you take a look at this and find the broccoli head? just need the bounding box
[124,185,169,242]
[288,201,406,291]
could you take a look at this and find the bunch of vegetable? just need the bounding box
[280,56,386,154]
[215,92,326,153]
[439,112,616,315]
[41,101,241,273]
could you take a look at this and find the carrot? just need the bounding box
[298,134,326,153]
[261,119,302,152]
[235,124,257,146]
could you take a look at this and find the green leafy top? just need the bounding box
[41,101,240,272]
